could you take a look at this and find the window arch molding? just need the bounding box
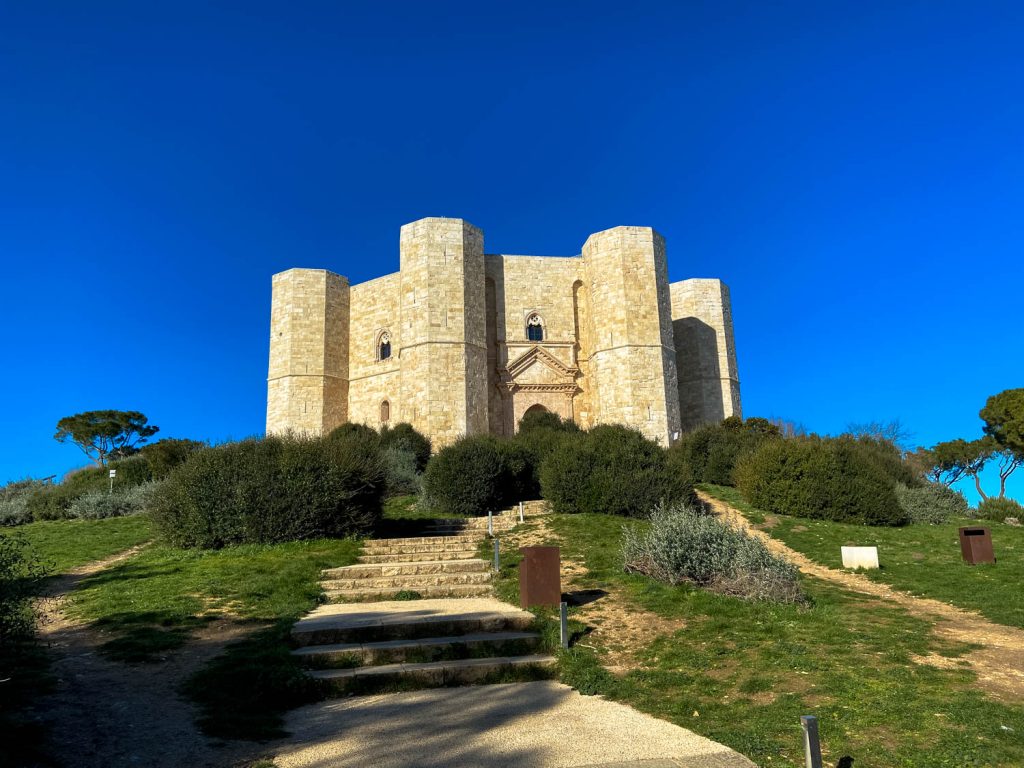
[525,312,544,343]
[376,329,392,361]
[380,399,390,423]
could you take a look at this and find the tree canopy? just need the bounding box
[981,389,1024,456]
[54,410,159,467]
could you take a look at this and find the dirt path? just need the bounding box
[698,490,1024,703]
[29,546,262,768]
[501,502,684,674]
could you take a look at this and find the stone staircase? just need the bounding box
[291,508,555,695]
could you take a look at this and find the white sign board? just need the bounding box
[841,546,879,570]
[109,469,117,478]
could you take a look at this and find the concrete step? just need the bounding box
[322,571,492,591]
[309,654,557,694]
[324,558,490,578]
[292,598,536,646]
[292,631,542,667]
[326,583,493,601]
[364,535,481,548]
[362,542,481,555]
[358,551,480,564]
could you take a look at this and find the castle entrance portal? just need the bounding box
[499,345,580,433]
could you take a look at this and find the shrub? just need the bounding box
[895,482,969,524]
[0,533,48,648]
[623,503,804,603]
[976,496,1024,523]
[379,423,431,473]
[844,435,920,488]
[541,425,694,518]
[23,454,155,521]
[734,436,908,526]
[66,481,161,520]
[140,438,207,480]
[382,446,422,497]
[0,479,50,527]
[669,416,781,486]
[151,433,385,548]
[422,435,511,516]
[512,412,581,494]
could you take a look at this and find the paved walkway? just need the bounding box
[273,680,755,768]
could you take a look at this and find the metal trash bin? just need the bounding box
[959,527,996,565]
[519,546,561,608]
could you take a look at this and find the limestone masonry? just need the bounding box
[266,217,741,447]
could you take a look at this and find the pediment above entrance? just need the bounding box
[500,345,579,393]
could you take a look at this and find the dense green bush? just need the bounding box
[734,437,908,526]
[895,482,969,524]
[0,533,48,648]
[512,411,581,495]
[379,423,432,473]
[976,496,1024,523]
[422,435,515,516]
[381,446,422,497]
[152,433,385,548]
[623,503,804,603]
[844,435,920,489]
[140,438,207,479]
[669,416,781,486]
[541,425,694,517]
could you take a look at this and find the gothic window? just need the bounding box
[380,400,390,423]
[527,313,544,342]
[378,330,392,361]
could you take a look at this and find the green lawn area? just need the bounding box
[67,535,362,737]
[699,483,1024,630]
[14,514,154,573]
[510,512,1024,768]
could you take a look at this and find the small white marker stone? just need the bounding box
[841,546,879,570]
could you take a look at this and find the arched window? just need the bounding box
[380,400,390,423]
[527,313,544,342]
[378,331,392,361]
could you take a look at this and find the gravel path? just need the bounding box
[699,490,1024,703]
[273,681,755,768]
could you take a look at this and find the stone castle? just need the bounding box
[266,217,740,447]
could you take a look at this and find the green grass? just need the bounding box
[15,514,154,573]
[700,483,1024,630]
[67,536,362,737]
[527,512,1024,768]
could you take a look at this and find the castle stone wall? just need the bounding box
[348,272,402,427]
[266,218,740,448]
[397,218,488,447]
[670,278,741,431]
[582,227,681,445]
[266,268,349,435]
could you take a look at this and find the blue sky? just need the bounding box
[2,1,1022,502]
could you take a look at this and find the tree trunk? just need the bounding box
[973,472,989,501]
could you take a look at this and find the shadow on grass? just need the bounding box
[184,620,323,741]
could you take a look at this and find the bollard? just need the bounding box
[519,501,525,524]
[560,601,569,649]
[493,538,500,572]
[801,716,823,768]
[488,510,494,536]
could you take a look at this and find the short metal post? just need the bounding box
[493,538,500,572]
[519,501,524,524]
[559,601,569,649]
[801,716,822,768]
[488,509,494,536]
